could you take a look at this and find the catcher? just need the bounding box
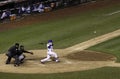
[14,45,33,66]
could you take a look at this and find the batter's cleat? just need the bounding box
[55,60,60,63]
[40,61,45,64]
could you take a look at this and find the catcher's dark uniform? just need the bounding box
[6,43,19,64]
[14,45,33,66]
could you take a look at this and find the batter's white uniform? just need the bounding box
[41,42,59,63]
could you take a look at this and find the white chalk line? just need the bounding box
[105,10,120,16]
[91,10,120,17]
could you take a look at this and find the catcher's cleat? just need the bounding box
[14,64,20,67]
[19,61,24,64]
[20,60,24,64]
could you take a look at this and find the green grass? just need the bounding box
[0,67,120,79]
[88,36,120,62]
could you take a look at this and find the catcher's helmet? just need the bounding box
[20,45,24,47]
[20,45,24,50]
[15,43,19,46]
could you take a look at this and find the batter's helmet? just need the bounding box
[48,40,53,43]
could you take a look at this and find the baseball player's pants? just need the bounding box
[19,54,25,60]
[41,51,59,62]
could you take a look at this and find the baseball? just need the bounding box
[94,31,96,33]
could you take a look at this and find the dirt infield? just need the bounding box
[0,49,117,74]
[66,50,115,61]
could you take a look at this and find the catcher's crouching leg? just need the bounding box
[19,54,26,64]
[14,55,20,67]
